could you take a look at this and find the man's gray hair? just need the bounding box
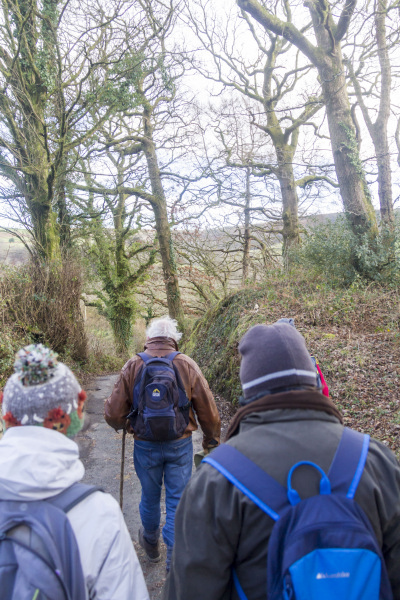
[146,316,183,342]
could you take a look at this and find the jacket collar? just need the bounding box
[144,337,179,352]
[225,389,343,440]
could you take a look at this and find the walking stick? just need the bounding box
[119,428,126,510]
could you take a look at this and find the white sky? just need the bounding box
[0,0,399,231]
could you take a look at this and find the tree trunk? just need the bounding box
[373,131,394,227]
[56,173,72,251]
[9,0,61,260]
[22,93,59,259]
[29,187,60,260]
[142,107,185,330]
[276,145,300,258]
[371,0,393,227]
[308,6,378,239]
[242,167,251,285]
[237,0,379,245]
[111,301,133,356]
[261,43,301,260]
[151,198,185,329]
[114,223,132,355]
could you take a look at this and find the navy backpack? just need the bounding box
[204,428,393,600]
[0,483,101,600]
[128,351,191,442]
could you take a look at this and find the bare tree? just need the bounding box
[75,140,157,355]
[184,0,325,257]
[0,0,148,258]
[237,0,380,249]
[71,0,190,329]
[345,0,396,228]
[212,105,283,279]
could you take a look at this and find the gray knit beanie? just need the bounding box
[239,322,317,400]
[1,344,86,438]
[277,317,295,327]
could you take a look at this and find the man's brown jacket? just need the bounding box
[104,336,221,449]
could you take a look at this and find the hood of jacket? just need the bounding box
[0,426,84,500]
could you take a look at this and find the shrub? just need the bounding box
[0,257,88,364]
[0,324,30,387]
[293,216,400,287]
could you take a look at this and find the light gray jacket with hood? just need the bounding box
[0,426,149,600]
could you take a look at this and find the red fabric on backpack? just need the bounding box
[316,363,329,397]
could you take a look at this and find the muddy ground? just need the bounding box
[76,374,233,599]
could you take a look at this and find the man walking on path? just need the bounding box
[0,344,149,600]
[105,316,221,571]
[163,322,400,599]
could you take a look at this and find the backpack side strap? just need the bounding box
[203,444,287,521]
[328,427,370,498]
[47,483,104,513]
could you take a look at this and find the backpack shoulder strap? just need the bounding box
[166,352,188,397]
[47,483,103,513]
[328,427,370,498]
[165,351,180,361]
[137,352,178,367]
[137,352,153,364]
[203,444,287,521]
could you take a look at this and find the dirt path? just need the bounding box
[76,374,208,599]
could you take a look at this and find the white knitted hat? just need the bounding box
[1,344,86,438]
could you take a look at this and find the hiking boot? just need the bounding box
[138,526,161,562]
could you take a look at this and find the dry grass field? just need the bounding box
[0,231,29,265]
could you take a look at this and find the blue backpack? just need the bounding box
[204,428,393,600]
[128,351,191,442]
[0,483,101,600]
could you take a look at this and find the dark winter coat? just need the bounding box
[163,395,400,600]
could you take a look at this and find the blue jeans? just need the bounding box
[133,437,193,554]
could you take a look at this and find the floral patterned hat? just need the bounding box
[0,344,86,438]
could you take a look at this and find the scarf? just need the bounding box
[225,390,343,441]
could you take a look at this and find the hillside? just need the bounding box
[0,210,369,266]
[184,277,400,455]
